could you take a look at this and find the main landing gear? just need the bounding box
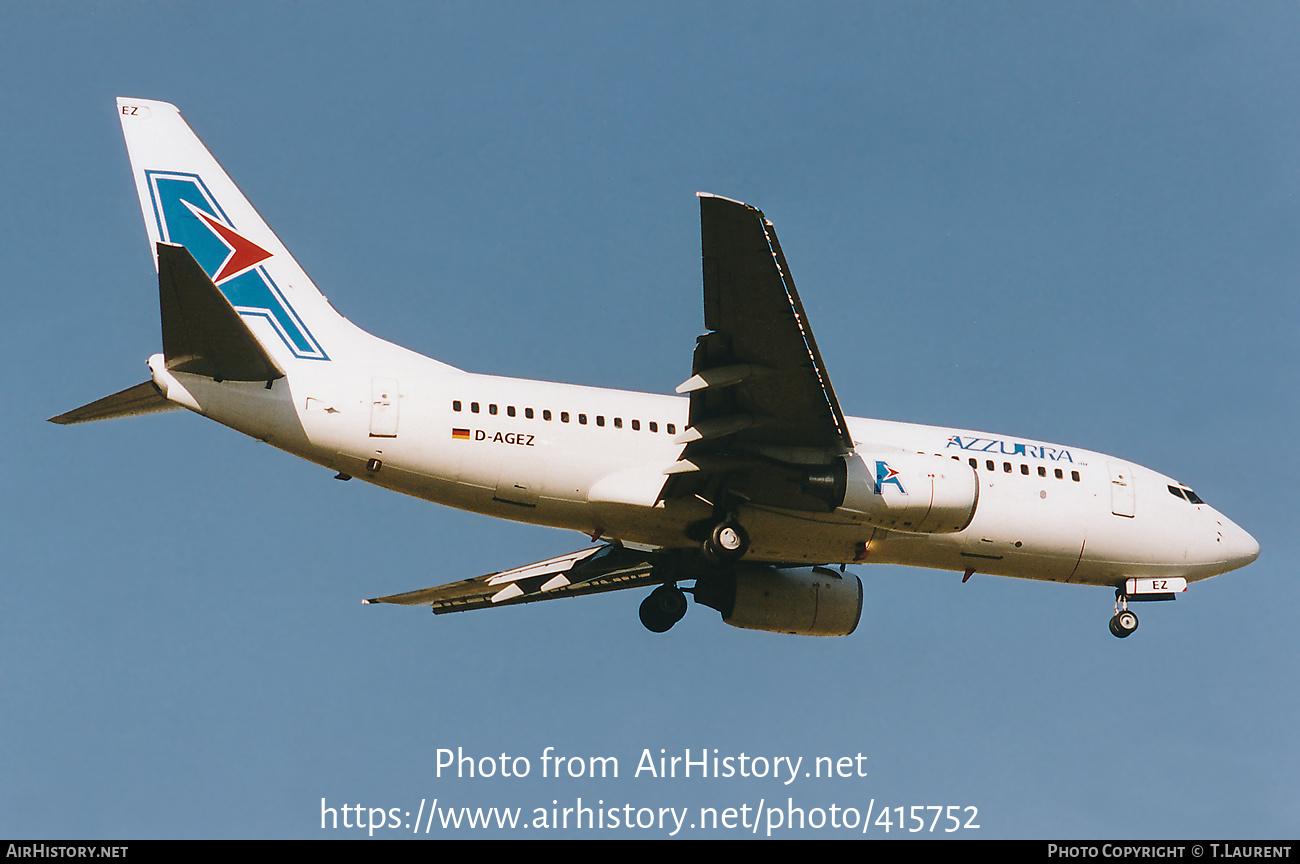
[639,584,688,633]
[640,514,749,633]
[1108,590,1139,638]
[702,517,749,563]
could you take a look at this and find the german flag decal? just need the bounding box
[451,428,471,440]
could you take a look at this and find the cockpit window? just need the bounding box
[1168,484,1204,504]
[1167,485,1186,501]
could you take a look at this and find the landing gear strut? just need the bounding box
[703,517,749,562]
[640,584,688,633]
[1108,590,1139,638]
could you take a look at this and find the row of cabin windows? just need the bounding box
[962,455,1079,482]
[451,400,676,435]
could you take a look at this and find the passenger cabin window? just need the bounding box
[614,417,623,428]
[561,412,569,423]
[596,416,605,427]
[1020,464,1029,475]
[489,404,498,415]
[579,414,587,425]
[969,458,978,469]
[632,420,641,431]
[667,424,676,434]
[471,402,480,413]
[452,400,462,412]
[525,408,534,419]
[1038,466,1047,477]
[1054,468,1063,479]
[543,410,552,421]
[1071,470,1080,482]
[650,422,658,432]
[507,406,516,417]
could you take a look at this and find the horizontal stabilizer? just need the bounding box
[48,380,178,425]
[158,243,285,382]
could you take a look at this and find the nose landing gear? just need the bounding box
[1108,591,1139,638]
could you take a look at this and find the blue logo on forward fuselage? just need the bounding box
[875,461,906,495]
[146,170,327,361]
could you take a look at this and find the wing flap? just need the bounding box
[364,544,659,614]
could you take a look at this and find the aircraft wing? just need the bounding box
[363,544,661,614]
[678,194,852,454]
[663,195,853,510]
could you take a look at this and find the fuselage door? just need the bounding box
[370,377,399,438]
[1108,460,1135,518]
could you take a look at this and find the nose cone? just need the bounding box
[1220,516,1260,572]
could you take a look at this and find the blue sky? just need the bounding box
[3,3,1298,838]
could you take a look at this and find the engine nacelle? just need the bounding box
[805,452,978,534]
[700,565,862,637]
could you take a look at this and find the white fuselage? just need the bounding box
[148,326,1260,592]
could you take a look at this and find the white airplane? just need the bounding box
[52,98,1259,639]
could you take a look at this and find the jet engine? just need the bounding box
[695,565,863,637]
[803,452,978,534]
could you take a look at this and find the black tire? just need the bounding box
[704,520,749,562]
[1109,611,1138,638]
[639,585,688,633]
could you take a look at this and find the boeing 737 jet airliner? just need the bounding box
[52,99,1259,638]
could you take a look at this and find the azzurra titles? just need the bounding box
[946,435,1074,463]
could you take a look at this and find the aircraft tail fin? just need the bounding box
[117,97,345,368]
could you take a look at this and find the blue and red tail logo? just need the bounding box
[146,170,328,361]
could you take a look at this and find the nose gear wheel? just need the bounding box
[1108,591,1139,638]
